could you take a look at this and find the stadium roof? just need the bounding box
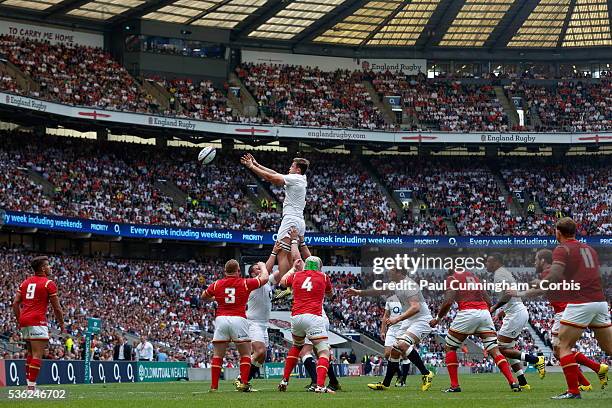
[1,0,611,48]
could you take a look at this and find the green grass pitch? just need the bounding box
[0,373,609,408]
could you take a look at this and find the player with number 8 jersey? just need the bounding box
[202,259,269,392]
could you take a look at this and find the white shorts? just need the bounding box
[397,317,432,343]
[560,302,611,329]
[276,215,306,241]
[21,326,49,341]
[498,308,529,339]
[305,315,329,345]
[291,314,328,341]
[248,320,269,345]
[449,309,496,336]
[551,312,563,347]
[213,316,250,343]
[384,324,402,347]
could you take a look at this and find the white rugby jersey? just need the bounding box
[394,277,432,322]
[246,274,276,322]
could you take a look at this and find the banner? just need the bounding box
[1,92,610,145]
[242,50,426,74]
[347,364,363,376]
[263,362,284,379]
[0,19,103,47]
[3,210,611,248]
[137,361,188,382]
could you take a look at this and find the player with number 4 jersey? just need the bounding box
[278,256,334,394]
[202,259,269,392]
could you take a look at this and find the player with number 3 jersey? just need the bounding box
[202,259,269,392]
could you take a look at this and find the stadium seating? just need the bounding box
[237,63,389,130]
[372,73,508,132]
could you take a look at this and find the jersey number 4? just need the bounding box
[301,277,313,292]
[25,283,36,300]
[225,288,236,304]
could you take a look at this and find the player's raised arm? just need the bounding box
[255,262,269,286]
[241,155,285,185]
[289,228,301,264]
[245,153,278,175]
[266,241,282,279]
[299,236,311,259]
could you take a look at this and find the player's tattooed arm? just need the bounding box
[387,296,420,326]
[50,295,65,332]
[12,291,22,322]
[490,294,510,314]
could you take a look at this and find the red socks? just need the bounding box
[282,346,301,381]
[316,356,329,387]
[446,350,460,388]
[27,358,41,384]
[574,352,601,373]
[239,356,251,385]
[577,369,591,386]
[560,354,580,395]
[25,355,32,380]
[211,356,222,390]
[494,354,515,385]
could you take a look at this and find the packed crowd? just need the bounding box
[0,131,277,230]
[237,63,389,130]
[1,35,612,132]
[0,35,156,112]
[2,130,611,235]
[500,158,612,235]
[372,73,509,132]
[505,79,612,132]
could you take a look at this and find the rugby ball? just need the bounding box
[198,147,216,164]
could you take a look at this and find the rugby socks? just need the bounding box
[316,356,329,387]
[515,369,528,386]
[383,358,400,387]
[26,358,41,386]
[282,346,301,381]
[399,361,410,383]
[408,349,430,375]
[560,354,580,395]
[494,354,515,385]
[211,356,222,390]
[302,355,317,384]
[574,352,601,373]
[327,360,339,385]
[249,361,262,380]
[25,355,32,380]
[446,350,460,388]
[239,356,251,385]
[577,369,591,387]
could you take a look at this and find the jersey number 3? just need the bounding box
[301,277,313,292]
[25,283,36,300]
[225,288,236,304]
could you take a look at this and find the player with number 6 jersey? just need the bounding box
[202,259,269,392]
[13,256,64,391]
